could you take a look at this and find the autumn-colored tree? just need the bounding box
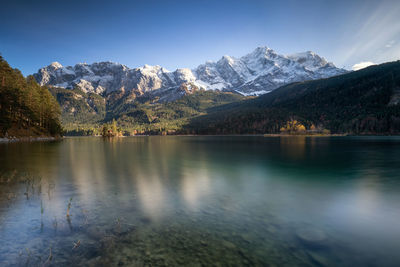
[280,119,306,134]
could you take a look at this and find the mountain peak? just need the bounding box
[252,46,273,55]
[254,46,272,52]
[289,51,320,59]
[219,55,235,64]
[287,51,331,70]
[221,55,233,60]
[49,61,63,69]
[242,46,278,63]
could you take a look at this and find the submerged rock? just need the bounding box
[140,216,152,224]
[86,226,106,240]
[222,240,237,249]
[296,228,327,248]
[307,251,329,266]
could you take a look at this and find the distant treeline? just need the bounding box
[0,55,62,137]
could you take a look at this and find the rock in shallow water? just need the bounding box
[222,240,237,249]
[307,251,329,266]
[86,226,106,240]
[296,228,327,247]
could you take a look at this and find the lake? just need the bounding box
[1,136,400,266]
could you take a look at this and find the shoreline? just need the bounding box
[65,133,399,138]
[2,134,399,143]
[262,133,348,137]
[0,136,63,143]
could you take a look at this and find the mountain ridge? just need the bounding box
[34,46,347,100]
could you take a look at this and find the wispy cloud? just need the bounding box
[337,2,400,68]
[385,40,396,48]
[352,61,375,71]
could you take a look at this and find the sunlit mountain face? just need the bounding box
[33,47,346,99]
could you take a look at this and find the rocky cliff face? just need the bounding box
[34,46,347,101]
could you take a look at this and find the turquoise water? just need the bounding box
[0,136,400,266]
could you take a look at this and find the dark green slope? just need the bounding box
[188,61,400,134]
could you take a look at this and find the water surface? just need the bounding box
[1,136,400,266]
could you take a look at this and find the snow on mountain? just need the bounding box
[34,46,347,100]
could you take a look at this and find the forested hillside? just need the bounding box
[0,55,62,138]
[52,87,245,135]
[187,61,400,135]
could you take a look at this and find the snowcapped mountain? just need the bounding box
[34,46,347,100]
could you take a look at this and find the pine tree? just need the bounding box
[112,119,117,135]
[0,55,62,137]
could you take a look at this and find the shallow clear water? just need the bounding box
[1,136,400,266]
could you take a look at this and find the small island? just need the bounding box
[101,119,122,137]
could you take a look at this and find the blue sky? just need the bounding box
[1,0,399,75]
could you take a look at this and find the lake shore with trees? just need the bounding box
[0,55,62,139]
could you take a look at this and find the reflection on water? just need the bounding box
[1,136,400,266]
